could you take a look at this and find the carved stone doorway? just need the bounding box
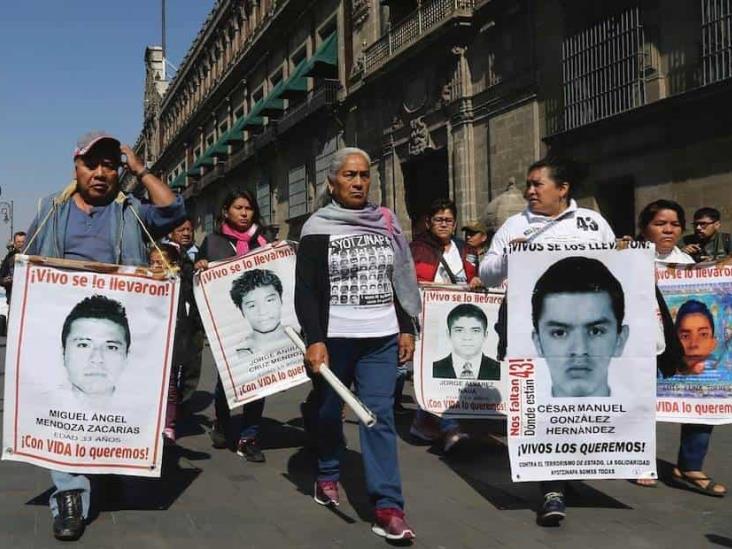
[402,148,449,236]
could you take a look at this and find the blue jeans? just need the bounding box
[678,423,714,471]
[49,471,90,518]
[316,335,405,510]
[214,376,264,439]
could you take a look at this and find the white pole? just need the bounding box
[285,327,377,428]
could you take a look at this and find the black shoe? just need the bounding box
[237,437,265,463]
[52,490,85,541]
[538,492,566,526]
[393,402,411,416]
[210,421,228,449]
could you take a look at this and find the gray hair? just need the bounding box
[326,147,371,184]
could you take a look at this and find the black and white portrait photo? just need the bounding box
[432,303,500,381]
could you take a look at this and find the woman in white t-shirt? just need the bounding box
[638,199,727,497]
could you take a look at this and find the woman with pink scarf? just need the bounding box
[195,190,271,463]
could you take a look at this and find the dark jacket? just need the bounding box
[682,231,732,262]
[410,232,477,283]
[0,249,20,302]
[295,234,415,346]
[432,354,501,380]
[197,225,268,263]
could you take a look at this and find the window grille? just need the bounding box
[561,6,647,131]
[702,0,732,84]
[288,165,308,218]
[257,179,272,225]
[314,137,338,201]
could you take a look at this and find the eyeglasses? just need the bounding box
[694,220,716,227]
[432,217,455,225]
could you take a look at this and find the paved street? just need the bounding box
[1,338,731,549]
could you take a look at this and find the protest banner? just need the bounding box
[2,255,179,477]
[194,242,307,409]
[506,242,657,482]
[413,285,507,418]
[656,261,732,424]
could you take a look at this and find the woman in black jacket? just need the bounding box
[195,190,270,462]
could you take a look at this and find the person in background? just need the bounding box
[0,231,27,304]
[681,207,731,262]
[462,220,490,278]
[194,190,270,463]
[639,199,726,497]
[166,218,204,407]
[24,131,185,541]
[149,241,197,444]
[408,198,481,453]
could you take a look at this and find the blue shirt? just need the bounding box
[64,201,116,263]
[62,195,186,264]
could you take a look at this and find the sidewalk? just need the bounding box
[1,340,730,548]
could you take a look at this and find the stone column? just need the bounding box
[448,45,478,225]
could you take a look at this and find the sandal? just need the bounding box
[672,470,727,497]
[633,478,657,488]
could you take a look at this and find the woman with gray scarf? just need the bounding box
[295,147,420,541]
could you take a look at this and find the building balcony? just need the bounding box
[358,0,475,78]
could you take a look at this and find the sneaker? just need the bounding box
[236,437,265,463]
[538,492,566,526]
[409,416,441,442]
[443,429,469,453]
[52,490,85,541]
[209,421,227,449]
[314,480,340,506]
[371,507,415,541]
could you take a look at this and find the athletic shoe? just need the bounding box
[443,429,470,453]
[236,437,265,463]
[371,507,415,540]
[538,492,566,526]
[209,421,228,449]
[314,480,340,506]
[409,416,441,442]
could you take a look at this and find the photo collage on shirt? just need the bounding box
[328,234,394,307]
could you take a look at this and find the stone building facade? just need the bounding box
[135,0,732,241]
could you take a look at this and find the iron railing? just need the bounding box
[362,0,474,74]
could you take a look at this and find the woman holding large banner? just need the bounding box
[479,157,617,526]
[194,190,271,463]
[295,147,421,541]
[639,199,727,497]
[409,198,480,452]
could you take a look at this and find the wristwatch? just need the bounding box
[135,167,151,179]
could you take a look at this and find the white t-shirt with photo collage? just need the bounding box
[326,233,399,338]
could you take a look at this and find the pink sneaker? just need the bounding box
[314,480,339,506]
[371,507,415,540]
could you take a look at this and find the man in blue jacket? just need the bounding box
[24,131,186,541]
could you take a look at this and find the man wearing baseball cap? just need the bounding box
[462,220,491,279]
[24,131,186,540]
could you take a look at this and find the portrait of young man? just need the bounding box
[230,269,287,357]
[675,299,718,375]
[60,295,131,400]
[433,303,500,381]
[531,256,629,398]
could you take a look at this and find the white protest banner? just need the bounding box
[413,285,507,417]
[506,242,657,482]
[194,243,307,409]
[2,255,178,477]
[656,261,732,424]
